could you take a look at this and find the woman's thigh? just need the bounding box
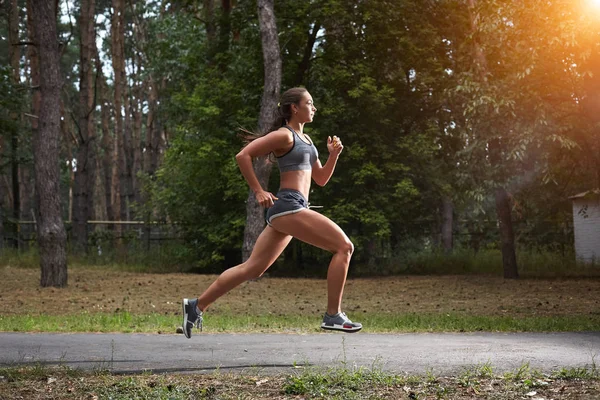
[269,209,351,253]
[244,225,292,276]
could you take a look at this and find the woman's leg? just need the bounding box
[269,209,354,315]
[197,225,292,311]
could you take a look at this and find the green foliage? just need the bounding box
[94,375,215,400]
[138,0,598,271]
[145,134,247,269]
[0,66,29,173]
[283,365,402,398]
[5,0,600,276]
[140,6,267,269]
[303,0,458,264]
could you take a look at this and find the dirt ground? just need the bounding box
[1,265,599,318]
[0,366,599,400]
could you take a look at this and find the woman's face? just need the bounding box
[293,92,317,123]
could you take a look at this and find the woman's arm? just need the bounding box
[312,136,343,187]
[235,129,291,206]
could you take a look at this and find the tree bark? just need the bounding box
[218,0,232,55]
[6,0,20,249]
[241,0,281,261]
[10,126,20,249]
[441,196,453,254]
[72,0,96,252]
[24,0,40,244]
[131,53,143,205]
[111,0,125,228]
[468,0,518,278]
[144,77,161,176]
[581,43,600,189]
[96,51,114,223]
[59,100,75,223]
[31,0,68,287]
[495,187,518,279]
[204,0,216,58]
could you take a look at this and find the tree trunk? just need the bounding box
[97,52,114,222]
[241,0,281,261]
[111,0,125,230]
[72,0,96,252]
[441,196,453,254]
[205,0,216,41]
[59,100,75,222]
[495,187,518,279]
[10,129,20,248]
[24,0,40,245]
[468,0,518,278]
[204,0,217,60]
[581,43,600,189]
[295,21,321,87]
[112,122,121,231]
[144,77,159,176]
[6,0,19,248]
[112,0,133,222]
[31,0,68,287]
[218,0,232,54]
[131,54,143,205]
[157,78,168,164]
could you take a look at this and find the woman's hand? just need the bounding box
[327,135,344,156]
[255,189,278,208]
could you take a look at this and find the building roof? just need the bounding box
[569,188,600,200]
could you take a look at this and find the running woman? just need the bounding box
[182,87,361,338]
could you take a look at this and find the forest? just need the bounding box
[1,0,599,286]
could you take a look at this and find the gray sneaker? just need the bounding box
[182,298,203,339]
[321,312,362,332]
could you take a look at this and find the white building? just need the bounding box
[569,189,600,264]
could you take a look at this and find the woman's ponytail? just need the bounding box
[239,87,308,146]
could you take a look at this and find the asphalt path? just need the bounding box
[0,332,598,376]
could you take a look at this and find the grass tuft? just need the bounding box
[1,363,598,399]
[1,312,599,334]
[283,365,404,399]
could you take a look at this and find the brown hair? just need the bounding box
[239,87,308,145]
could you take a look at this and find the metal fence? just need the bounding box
[1,219,574,256]
[1,221,182,252]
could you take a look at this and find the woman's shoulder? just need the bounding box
[262,127,293,148]
[271,126,294,139]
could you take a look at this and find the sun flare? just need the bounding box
[589,0,600,8]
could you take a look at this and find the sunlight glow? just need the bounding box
[588,0,600,8]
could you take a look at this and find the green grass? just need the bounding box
[388,248,600,277]
[554,361,599,380]
[1,362,598,400]
[1,311,598,334]
[4,246,599,277]
[283,365,405,399]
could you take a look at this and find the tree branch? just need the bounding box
[60,0,75,57]
[69,110,84,145]
[12,41,36,46]
[86,59,101,119]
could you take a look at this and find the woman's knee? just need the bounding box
[335,238,354,257]
[241,262,266,280]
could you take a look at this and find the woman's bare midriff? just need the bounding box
[279,170,312,200]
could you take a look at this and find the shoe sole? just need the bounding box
[182,298,191,339]
[320,323,362,333]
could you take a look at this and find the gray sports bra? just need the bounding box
[276,126,319,173]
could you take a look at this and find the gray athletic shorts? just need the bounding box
[265,188,309,225]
